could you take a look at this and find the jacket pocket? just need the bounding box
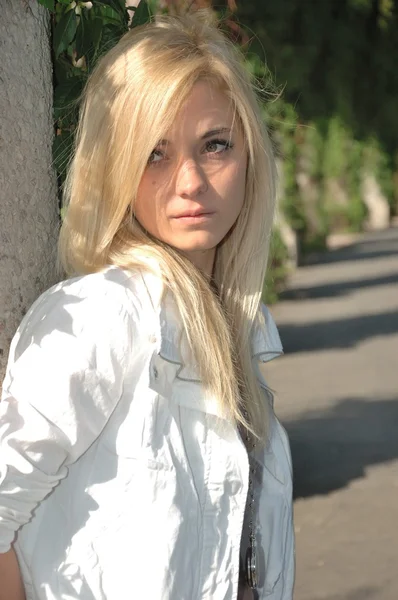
[98,389,178,473]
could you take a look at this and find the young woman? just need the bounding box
[0,11,294,600]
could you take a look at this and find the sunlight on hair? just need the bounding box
[58,11,277,442]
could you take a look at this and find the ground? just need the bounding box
[265,228,398,600]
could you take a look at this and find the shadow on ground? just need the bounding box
[283,397,398,499]
[301,228,398,267]
[277,228,398,352]
[280,272,398,301]
[277,309,398,353]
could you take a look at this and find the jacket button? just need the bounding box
[153,365,159,379]
[148,334,157,344]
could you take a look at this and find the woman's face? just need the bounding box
[134,80,247,273]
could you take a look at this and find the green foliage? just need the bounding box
[322,117,348,180]
[237,0,398,153]
[37,0,398,304]
[40,0,55,9]
[37,0,153,181]
[263,229,289,305]
[237,0,396,241]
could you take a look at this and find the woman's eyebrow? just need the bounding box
[157,127,232,146]
[200,127,232,139]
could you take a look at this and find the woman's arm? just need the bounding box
[0,282,135,553]
[0,548,25,600]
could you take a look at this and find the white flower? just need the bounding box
[74,56,86,69]
[73,1,93,14]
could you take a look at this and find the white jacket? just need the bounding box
[0,265,294,600]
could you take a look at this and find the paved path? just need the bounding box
[265,228,398,600]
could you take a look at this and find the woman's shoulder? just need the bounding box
[25,265,140,318]
[11,266,153,360]
[252,302,283,363]
[42,265,144,305]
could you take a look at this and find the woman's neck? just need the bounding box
[183,247,216,280]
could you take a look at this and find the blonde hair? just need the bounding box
[59,11,277,440]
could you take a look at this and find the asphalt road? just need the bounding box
[265,228,398,600]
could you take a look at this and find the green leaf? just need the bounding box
[95,0,127,18]
[91,1,129,29]
[54,75,85,118]
[96,4,124,27]
[54,54,74,84]
[146,0,159,13]
[99,23,125,55]
[131,0,151,27]
[108,0,127,14]
[75,11,90,59]
[53,10,78,58]
[89,18,104,58]
[76,13,104,64]
[37,0,55,11]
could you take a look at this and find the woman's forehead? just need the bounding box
[162,81,238,140]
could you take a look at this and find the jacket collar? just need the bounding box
[139,267,283,384]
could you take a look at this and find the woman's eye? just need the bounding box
[205,139,234,155]
[147,149,164,165]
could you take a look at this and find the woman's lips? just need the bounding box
[172,211,215,223]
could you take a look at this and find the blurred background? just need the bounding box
[233,2,398,598]
[234,2,398,598]
[267,227,398,600]
[2,1,398,598]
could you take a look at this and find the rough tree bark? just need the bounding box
[0,0,58,385]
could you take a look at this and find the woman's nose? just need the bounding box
[175,160,208,198]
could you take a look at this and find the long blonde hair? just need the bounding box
[59,11,277,440]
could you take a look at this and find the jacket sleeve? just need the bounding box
[0,281,136,553]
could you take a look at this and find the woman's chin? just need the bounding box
[167,233,222,254]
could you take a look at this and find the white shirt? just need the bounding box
[0,265,295,600]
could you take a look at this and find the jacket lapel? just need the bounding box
[140,268,283,390]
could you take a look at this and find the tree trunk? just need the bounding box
[361,172,390,230]
[0,0,58,385]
